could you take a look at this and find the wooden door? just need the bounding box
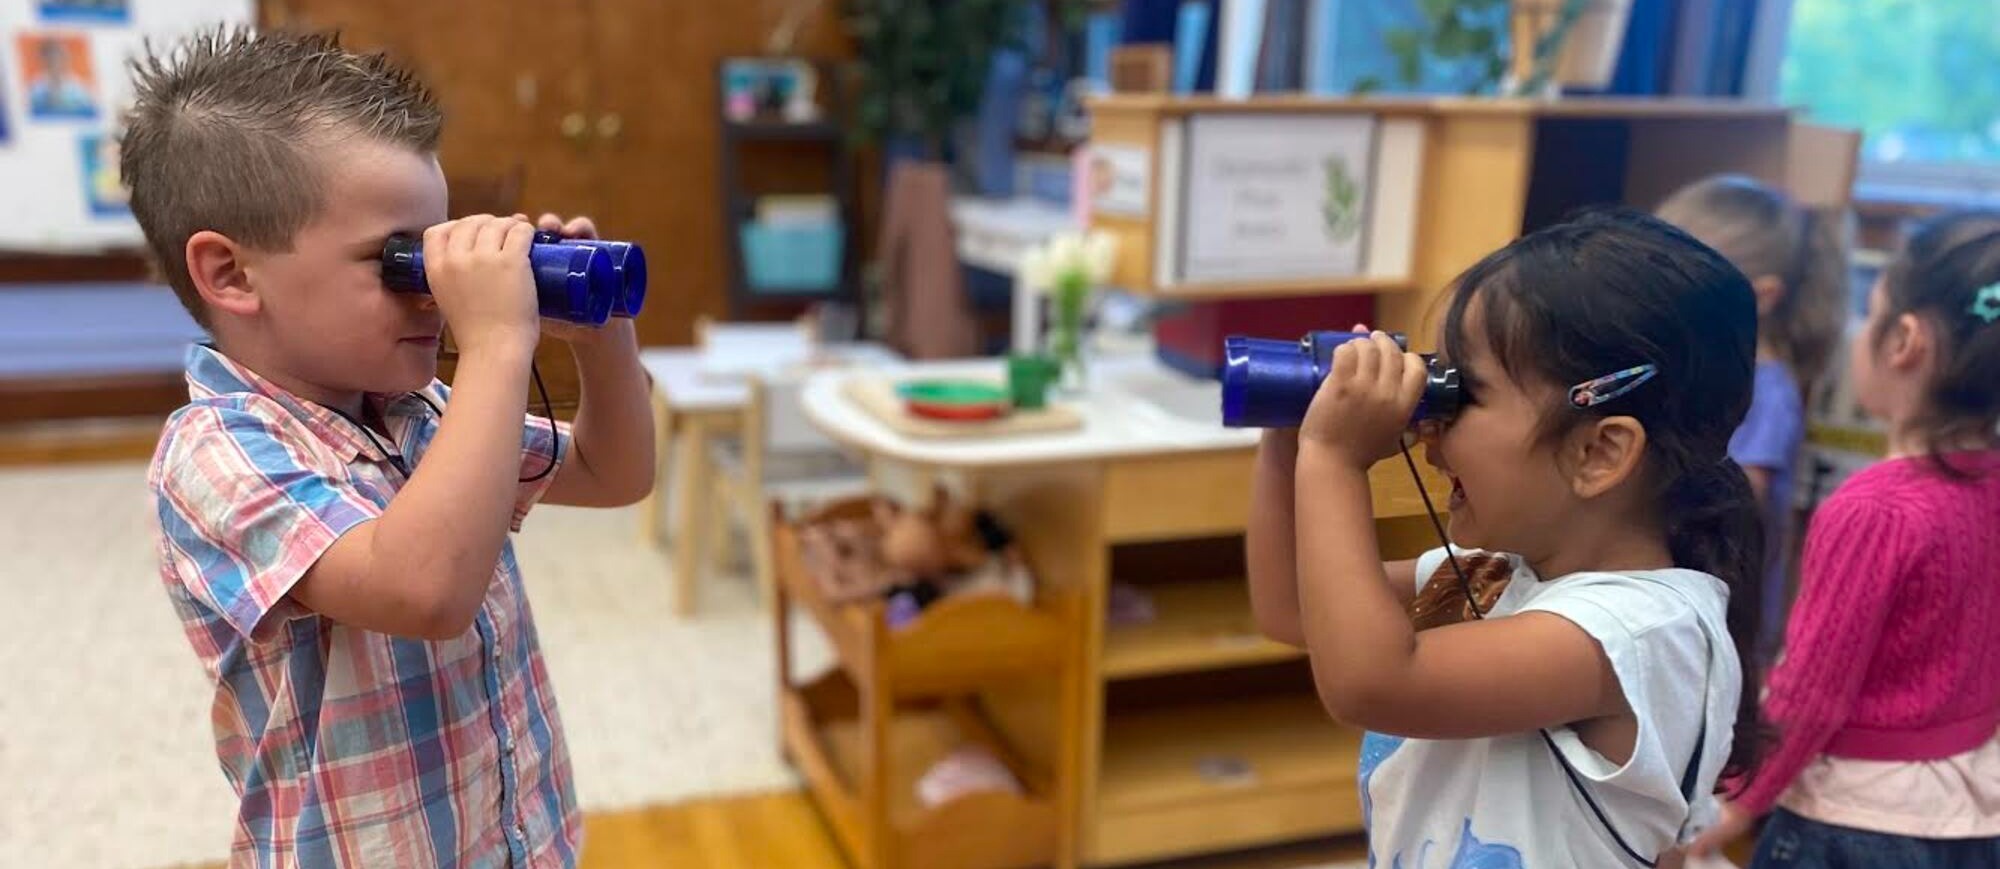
[582,0,855,347]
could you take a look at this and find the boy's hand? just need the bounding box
[1300,330,1425,469]
[423,215,540,356]
[516,212,620,346]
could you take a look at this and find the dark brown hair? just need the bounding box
[1875,209,2000,468]
[1442,208,1766,779]
[119,27,442,327]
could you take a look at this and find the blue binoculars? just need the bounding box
[1221,331,1462,428]
[380,232,647,325]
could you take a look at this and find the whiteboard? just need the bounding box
[0,0,253,253]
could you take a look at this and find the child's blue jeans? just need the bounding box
[1752,808,2000,868]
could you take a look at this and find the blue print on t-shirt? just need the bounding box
[1359,732,1524,869]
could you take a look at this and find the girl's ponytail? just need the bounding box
[1664,458,1766,779]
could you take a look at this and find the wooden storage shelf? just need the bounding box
[1145,275,1411,302]
[1090,692,1364,865]
[782,670,1060,869]
[773,499,1070,699]
[1101,578,1301,680]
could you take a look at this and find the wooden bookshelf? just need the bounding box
[1092,693,1366,864]
[1101,579,1301,680]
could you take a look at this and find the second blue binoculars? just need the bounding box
[1221,331,1462,429]
[380,233,647,325]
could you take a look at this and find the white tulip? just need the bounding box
[1019,247,1054,291]
[1048,233,1085,275]
[1083,230,1118,284]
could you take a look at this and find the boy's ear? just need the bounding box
[185,230,258,318]
[1567,416,1648,500]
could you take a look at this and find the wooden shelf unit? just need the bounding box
[1101,578,1300,681]
[1092,691,1365,865]
[781,670,1061,869]
[1082,94,1855,346]
[773,496,1083,869]
[773,499,1070,699]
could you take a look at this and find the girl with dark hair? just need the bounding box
[1691,210,2000,866]
[1248,208,1765,866]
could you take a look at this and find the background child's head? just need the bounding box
[1852,209,2000,460]
[1656,174,1851,386]
[1433,209,1763,774]
[121,28,447,398]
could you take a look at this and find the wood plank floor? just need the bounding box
[584,790,1372,869]
[0,418,162,465]
[173,790,1370,868]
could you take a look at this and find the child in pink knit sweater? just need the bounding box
[1691,209,2000,864]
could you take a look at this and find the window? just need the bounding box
[1777,0,2000,196]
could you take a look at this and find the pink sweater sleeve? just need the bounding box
[1731,492,1911,816]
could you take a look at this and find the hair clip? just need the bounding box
[1569,364,1658,409]
[1971,283,2000,325]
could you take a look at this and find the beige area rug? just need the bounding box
[0,461,828,869]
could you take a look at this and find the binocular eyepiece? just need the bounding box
[380,231,648,326]
[1221,330,1462,429]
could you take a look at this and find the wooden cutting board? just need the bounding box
[842,376,1084,440]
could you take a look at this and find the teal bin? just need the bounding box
[740,221,844,293]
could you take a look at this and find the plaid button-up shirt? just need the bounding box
[149,345,581,868]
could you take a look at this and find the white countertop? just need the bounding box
[641,342,901,412]
[799,349,1258,468]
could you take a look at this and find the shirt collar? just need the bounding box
[184,344,427,464]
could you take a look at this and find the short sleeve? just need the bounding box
[511,412,572,530]
[1413,545,1475,596]
[1520,576,1730,847]
[1728,364,1805,472]
[152,405,381,641]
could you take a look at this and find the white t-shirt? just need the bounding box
[1360,548,1742,867]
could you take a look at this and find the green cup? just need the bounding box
[1007,353,1060,410]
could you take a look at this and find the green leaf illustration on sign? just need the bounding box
[1322,155,1361,243]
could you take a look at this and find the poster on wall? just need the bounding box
[37,0,130,24]
[16,31,99,120]
[1177,113,1377,284]
[79,131,127,217]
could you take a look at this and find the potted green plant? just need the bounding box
[1020,230,1116,393]
[843,0,1032,161]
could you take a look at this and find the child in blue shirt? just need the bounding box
[1658,176,1851,665]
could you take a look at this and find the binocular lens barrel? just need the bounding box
[1221,331,1462,429]
[532,231,647,318]
[381,233,648,325]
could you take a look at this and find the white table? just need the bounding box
[798,348,1256,471]
[639,343,899,613]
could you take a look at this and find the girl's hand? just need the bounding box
[1300,331,1426,469]
[1686,801,1754,857]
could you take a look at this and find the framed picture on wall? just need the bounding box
[37,0,130,24]
[17,31,100,121]
[79,132,130,217]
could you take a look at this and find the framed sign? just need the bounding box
[1178,113,1376,284]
